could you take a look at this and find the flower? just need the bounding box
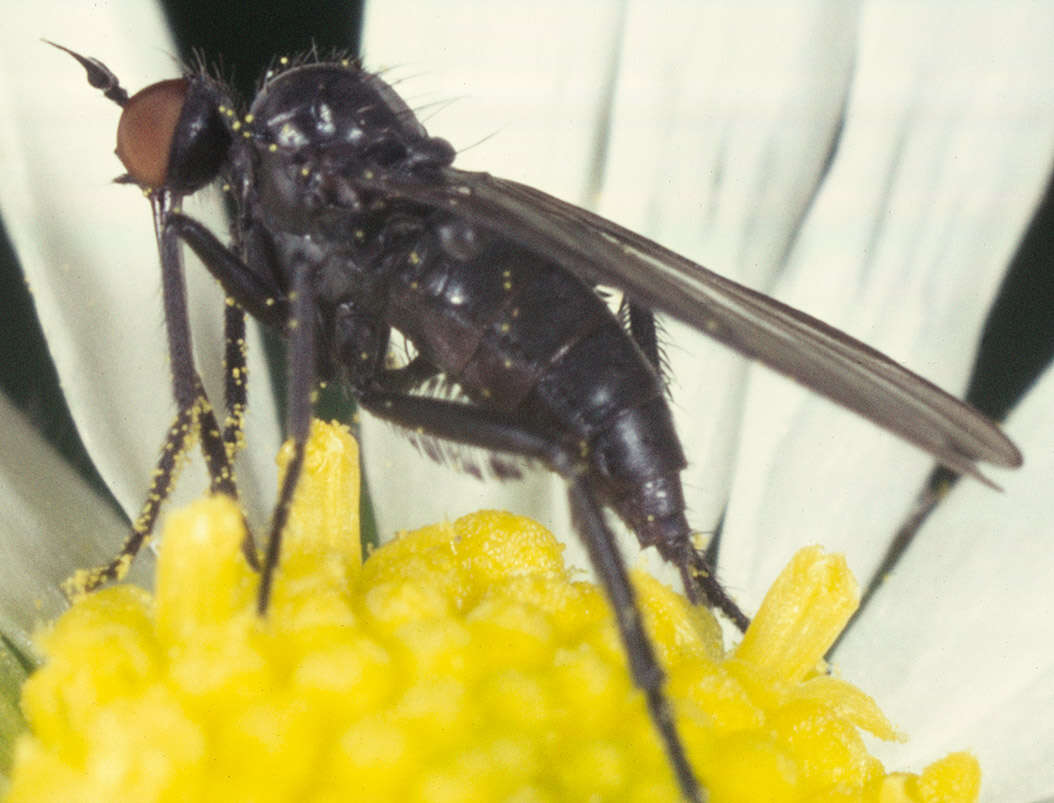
[1,1,1053,800]
[5,421,985,801]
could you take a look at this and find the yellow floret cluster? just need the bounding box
[6,421,980,802]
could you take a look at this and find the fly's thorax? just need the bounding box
[243,62,454,237]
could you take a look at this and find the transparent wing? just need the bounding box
[350,166,1022,483]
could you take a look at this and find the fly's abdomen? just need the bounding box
[526,322,689,544]
[385,222,690,545]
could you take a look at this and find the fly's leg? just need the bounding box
[216,224,256,569]
[162,212,308,610]
[218,301,259,569]
[358,390,705,803]
[672,543,750,633]
[64,399,195,595]
[164,213,290,328]
[201,201,260,467]
[157,196,258,565]
[571,478,704,802]
[222,286,249,453]
[256,257,316,613]
[65,199,252,594]
[66,378,238,596]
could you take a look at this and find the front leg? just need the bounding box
[157,200,254,555]
[165,212,289,329]
[68,200,257,592]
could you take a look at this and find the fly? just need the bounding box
[49,42,1022,802]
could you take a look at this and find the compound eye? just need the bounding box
[116,78,188,188]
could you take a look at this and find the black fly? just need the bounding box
[50,43,1022,802]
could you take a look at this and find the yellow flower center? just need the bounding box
[7,421,980,802]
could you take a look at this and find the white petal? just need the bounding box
[721,0,1054,610]
[0,2,280,525]
[0,392,152,657]
[834,361,1054,802]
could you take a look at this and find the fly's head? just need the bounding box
[117,76,233,195]
[243,60,456,234]
[48,41,234,197]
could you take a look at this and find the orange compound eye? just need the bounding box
[116,78,189,188]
